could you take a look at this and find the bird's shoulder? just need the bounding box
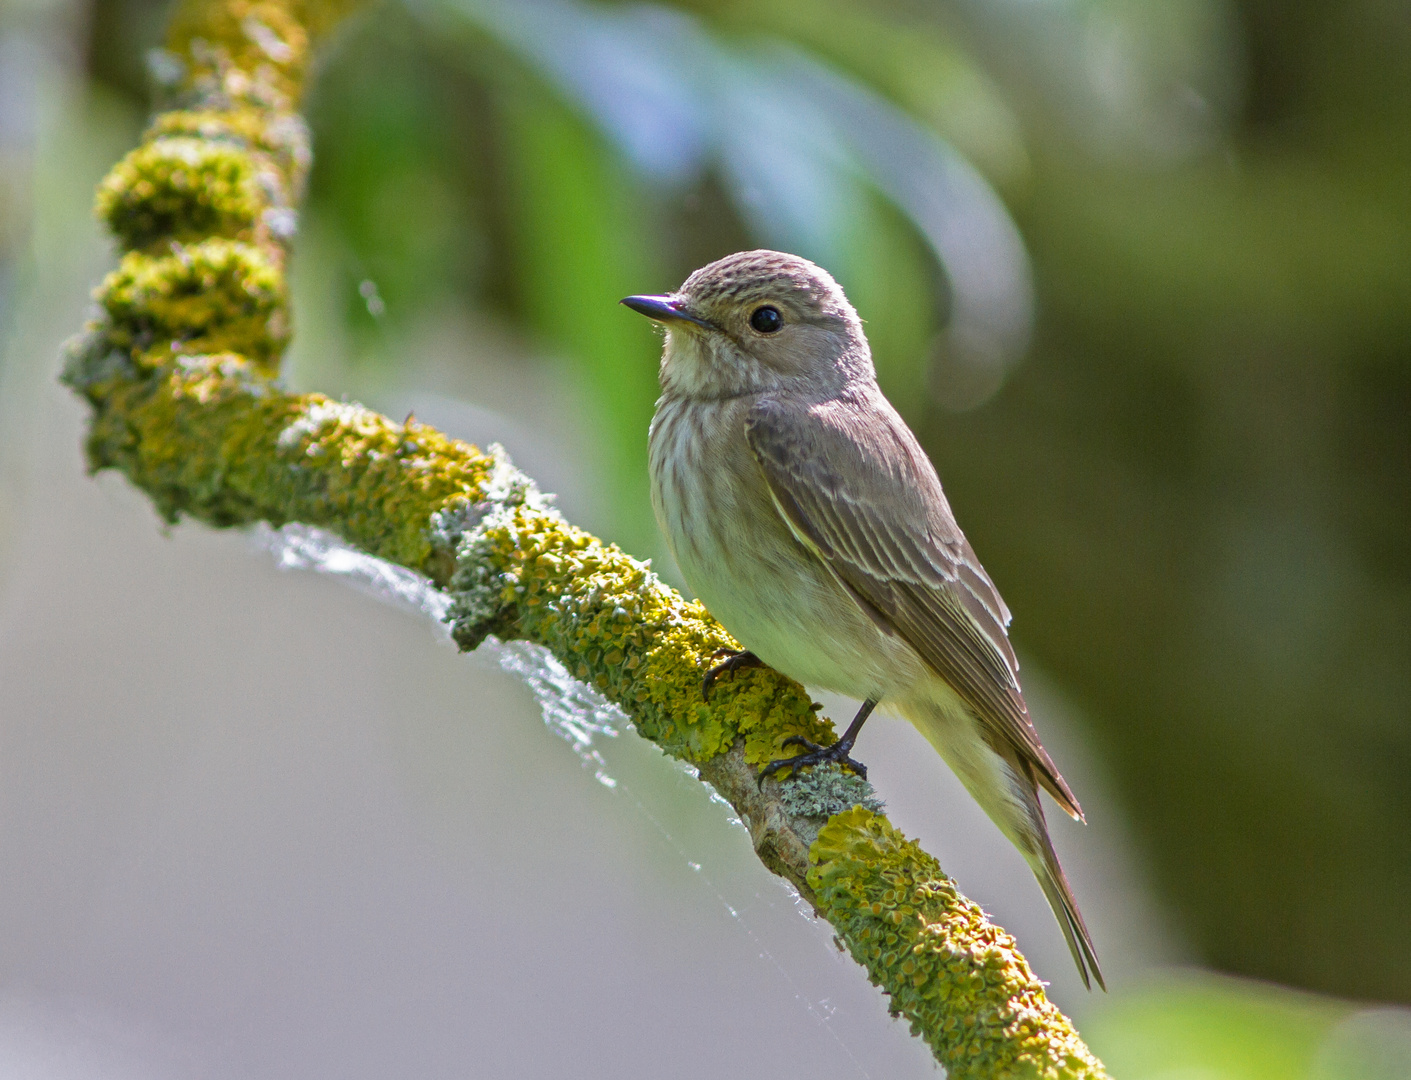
[745,389,988,595]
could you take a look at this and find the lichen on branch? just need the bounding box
[59,1,1109,1076]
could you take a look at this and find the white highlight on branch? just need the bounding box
[274,401,367,451]
[494,640,624,788]
[260,521,452,624]
[256,521,625,786]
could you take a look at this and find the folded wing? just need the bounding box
[745,391,1083,821]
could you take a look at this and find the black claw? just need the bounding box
[757,698,879,788]
[758,739,868,785]
[702,649,763,700]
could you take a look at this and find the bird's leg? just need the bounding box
[701,648,764,700]
[759,698,877,784]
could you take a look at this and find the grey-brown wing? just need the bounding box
[745,393,1082,820]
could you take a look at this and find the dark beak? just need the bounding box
[620,294,715,330]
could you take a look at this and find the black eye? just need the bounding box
[750,305,783,333]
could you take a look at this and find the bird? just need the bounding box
[622,249,1104,990]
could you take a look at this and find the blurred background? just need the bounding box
[1,0,1409,1075]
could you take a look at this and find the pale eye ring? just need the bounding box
[750,305,783,333]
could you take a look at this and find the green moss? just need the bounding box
[149,0,346,216]
[810,808,1109,1080]
[147,108,311,199]
[71,355,492,574]
[440,490,837,767]
[97,138,265,250]
[150,108,280,153]
[96,239,287,369]
[165,0,310,109]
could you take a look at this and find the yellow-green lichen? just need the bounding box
[145,0,341,226]
[146,108,311,200]
[65,354,494,574]
[96,239,287,369]
[809,808,1109,1080]
[67,0,481,577]
[156,0,365,122]
[149,107,277,148]
[441,497,838,767]
[97,138,266,250]
[165,0,312,110]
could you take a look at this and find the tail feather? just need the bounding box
[1024,770,1106,991]
[1032,847,1105,991]
[900,695,1104,989]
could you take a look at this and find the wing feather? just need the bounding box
[746,393,1082,820]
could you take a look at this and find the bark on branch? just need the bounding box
[61,1,1109,1075]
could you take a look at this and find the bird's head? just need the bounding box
[622,250,873,400]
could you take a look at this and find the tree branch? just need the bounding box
[61,1,1109,1075]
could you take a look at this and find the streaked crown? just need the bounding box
[679,250,857,327]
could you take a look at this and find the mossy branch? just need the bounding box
[60,1,1109,1076]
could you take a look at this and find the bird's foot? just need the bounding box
[759,734,867,785]
[702,648,763,700]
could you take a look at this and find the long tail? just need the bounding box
[901,696,1105,989]
[1021,762,1106,991]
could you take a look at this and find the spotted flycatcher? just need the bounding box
[623,250,1103,989]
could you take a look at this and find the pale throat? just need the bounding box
[659,328,778,400]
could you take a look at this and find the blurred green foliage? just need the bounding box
[495,83,662,547]
[68,0,1411,1018]
[1083,972,1411,1080]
